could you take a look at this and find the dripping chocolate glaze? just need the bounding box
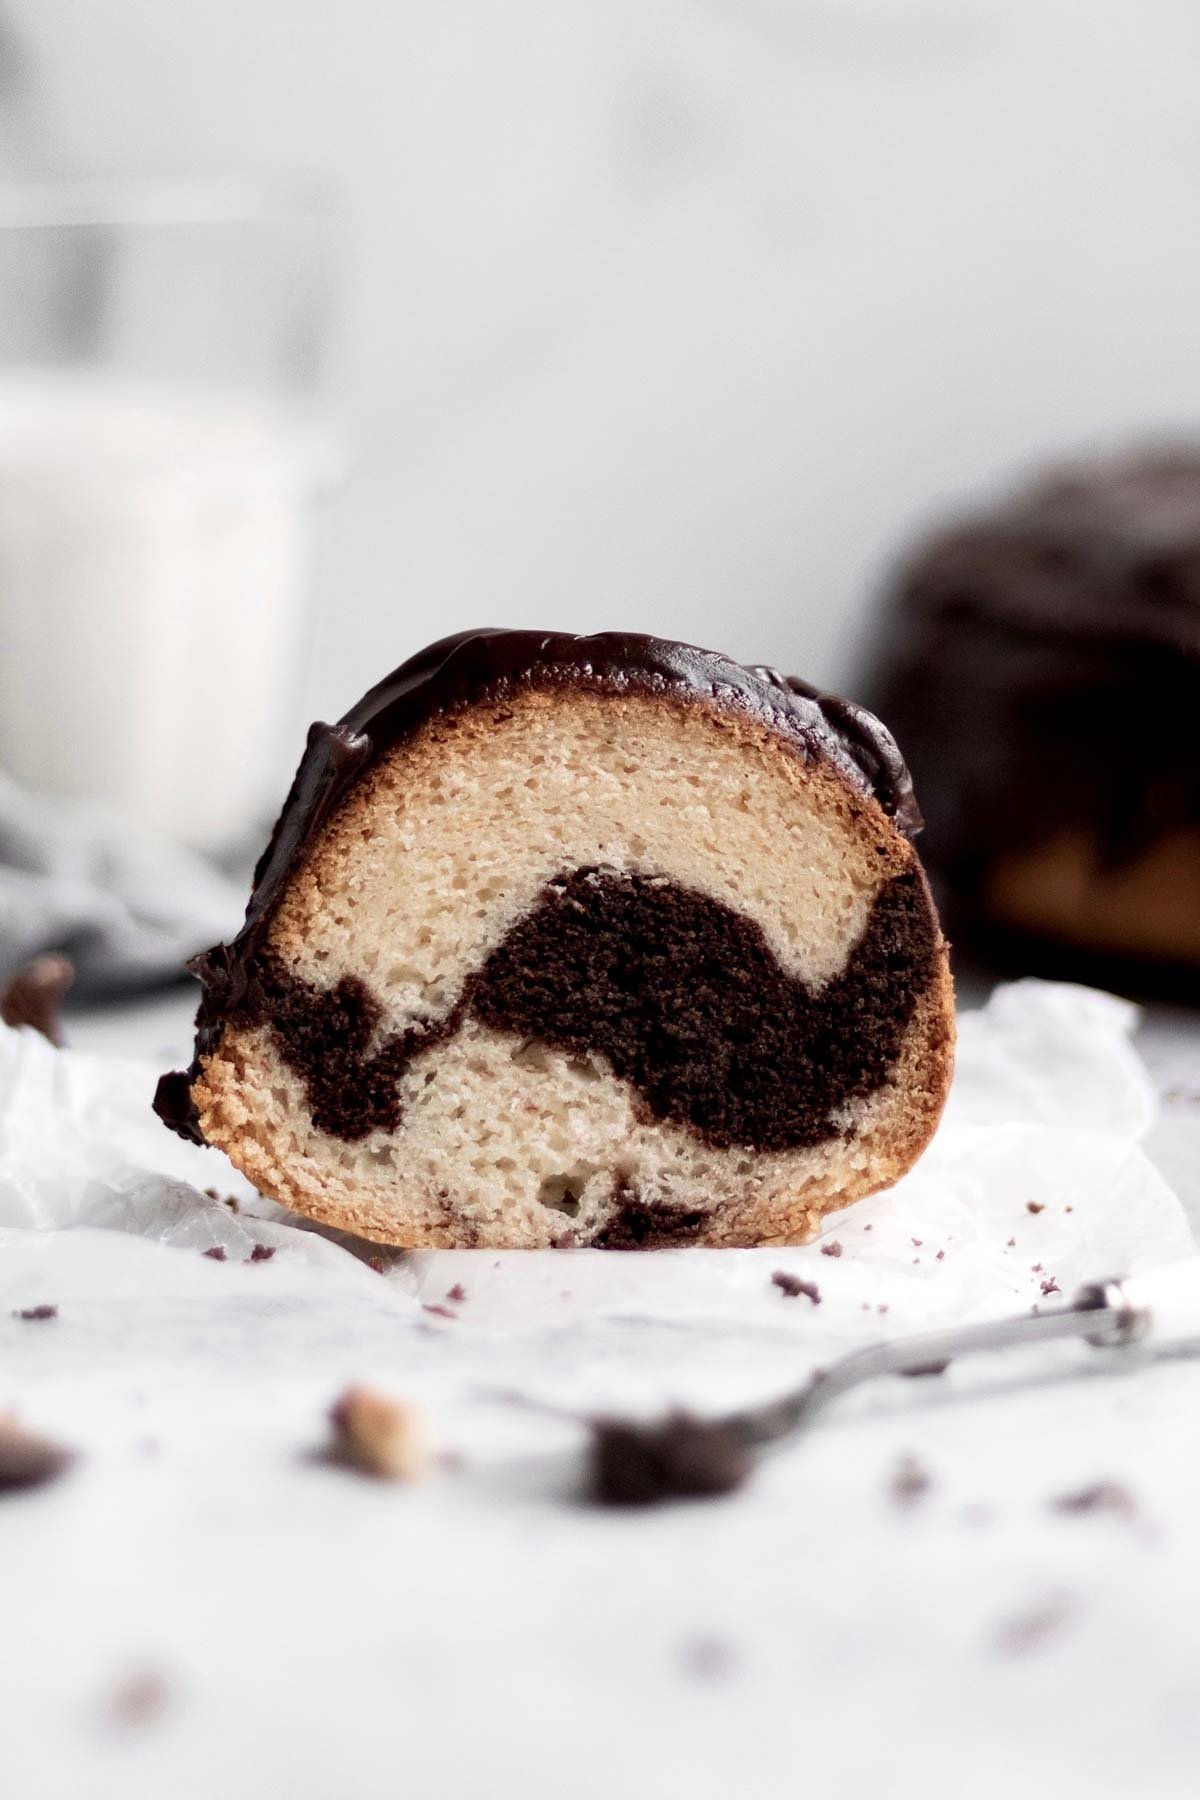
[155,629,921,1143]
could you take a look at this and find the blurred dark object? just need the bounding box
[864,448,1200,1001]
[0,951,73,1044]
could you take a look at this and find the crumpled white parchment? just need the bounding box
[0,977,1193,1415]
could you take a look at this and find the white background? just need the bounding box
[5,0,1200,735]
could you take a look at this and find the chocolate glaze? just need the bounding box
[156,629,921,1142]
[866,449,1200,940]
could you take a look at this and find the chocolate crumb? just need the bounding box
[1041,1278,1060,1297]
[771,1271,821,1303]
[367,1256,385,1274]
[247,1244,275,1263]
[1051,1481,1137,1519]
[108,1670,171,1729]
[1065,1205,1074,1214]
[911,1238,923,1247]
[0,1414,74,1492]
[1031,1263,1044,1273]
[589,1412,752,1507]
[900,1359,951,1379]
[891,1454,931,1507]
[679,1635,738,1680]
[936,1249,945,1261]
[422,1302,456,1320]
[327,1386,431,1480]
[864,1223,873,1231]
[202,1187,240,1210]
[994,1593,1078,1656]
[1006,1237,1016,1248]
[1026,1202,1045,1215]
[0,953,74,1046]
[820,1241,843,1259]
[876,1303,889,1315]
[446,1283,467,1304]
[201,1246,227,1262]
[13,1304,57,1322]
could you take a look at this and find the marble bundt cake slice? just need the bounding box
[155,631,954,1248]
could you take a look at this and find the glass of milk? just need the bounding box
[0,180,337,851]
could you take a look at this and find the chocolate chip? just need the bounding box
[900,1359,951,1379]
[446,1283,467,1304]
[1026,1202,1045,1215]
[247,1244,276,1263]
[12,1304,57,1322]
[0,953,74,1046]
[820,1241,843,1259]
[201,1246,227,1262]
[771,1271,820,1303]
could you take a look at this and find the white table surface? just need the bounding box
[4,982,1200,1800]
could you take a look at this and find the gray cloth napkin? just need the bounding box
[0,772,248,997]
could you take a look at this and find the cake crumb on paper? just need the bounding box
[1051,1482,1137,1519]
[891,1454,931,1508]
[589,1412,751,1508]
[107,1669,171,1730]
[0,953,74,1045]
[771,1271,820,1303]
[0,1414,75,1492]
[327,1387,432,1482]
[993,1593,1078,1656]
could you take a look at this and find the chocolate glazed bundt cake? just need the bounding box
[156,631,954,1249]
[868,450,1200,988]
